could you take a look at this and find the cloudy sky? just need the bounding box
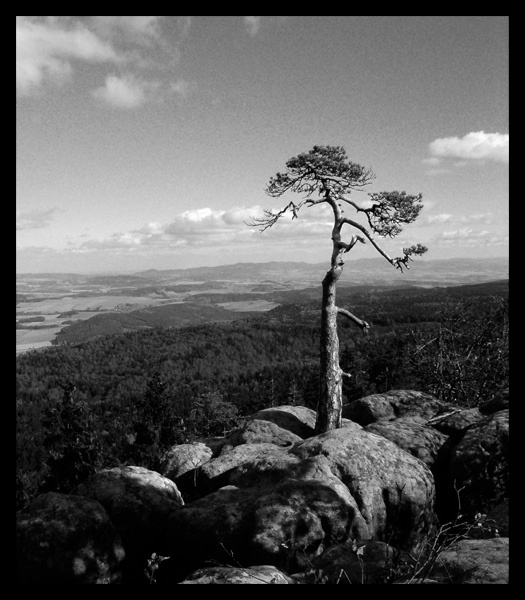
[16,16,508,273]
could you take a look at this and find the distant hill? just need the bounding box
[53,302,252,345]
[18,257,509,296]
[133,257,509,288]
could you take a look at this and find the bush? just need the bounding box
[409,297,508,406]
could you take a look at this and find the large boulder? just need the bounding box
[165,480,358,581]
[179,565,293,584]
[179,443,286,499]
[227,450,369,540]
[448,409,509,516]
[16,492,125,584]
[165,423,436,582]
[159,442,212,482]
[227,418,304,447]
[72,466,184,582]
[343,390,451,426]
[290,424,437,552]
[249,405,317,438]
[364,417,451,471]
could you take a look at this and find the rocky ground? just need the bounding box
[16,389,509,584]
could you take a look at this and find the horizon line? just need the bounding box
[16,255,510,277]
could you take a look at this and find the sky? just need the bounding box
[16,16,509,274]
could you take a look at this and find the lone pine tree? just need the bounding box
[250,145,427,433]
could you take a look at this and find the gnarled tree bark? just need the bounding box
[316,200,369,433]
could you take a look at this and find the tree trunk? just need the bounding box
[315,262,344,434]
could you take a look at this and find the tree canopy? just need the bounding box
[250,144,427,270]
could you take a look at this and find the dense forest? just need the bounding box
[16,280,508,511]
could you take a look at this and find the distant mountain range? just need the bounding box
[17,257,509,292]
[133,257,509,288]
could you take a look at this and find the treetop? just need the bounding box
[251,144,428,270]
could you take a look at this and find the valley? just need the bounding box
[16,257,509,353]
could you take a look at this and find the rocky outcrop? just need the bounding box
[162,419,436,582]
[344,392,509,523]
[365,417,450,470]
[179,565,294,584]
[17,392,509,585]
[342,390,450,425]
[227,418,304,447]
[166,480,358,580]
[72,466,184,582]
[290,425,437,551]
[16,492,125,584]
[248,405,317,438]
[180,442,286,499]
[159,442,213,482]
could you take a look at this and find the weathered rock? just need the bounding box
[429,537,509,584]
[343,390,451,426]
[365,417,450,471]
[290,425,437,552]
[250,405,317,438]
[72,466,184,582]
[179,565,293,584]
[227,418,303,447]
[186,443,287,498]
[427,407,484,438]
[228,451,369,539]
[306,539,398,584]
[165,479,358,580]
[448,409,509,515]
[16,492,125,584]
[160,442,212,482]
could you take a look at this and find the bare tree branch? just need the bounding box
[340,216,397,264]
[337,307,370,333]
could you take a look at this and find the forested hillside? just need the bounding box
[16,280,508,510]
[52,301,252,345]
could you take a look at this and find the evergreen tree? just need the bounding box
[250,145,427,432]
[41,381,102,493]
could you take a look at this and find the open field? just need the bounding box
[16,295,165,315]
[217,300,280,312]
[15,295,171,353]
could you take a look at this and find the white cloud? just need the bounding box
[427,213,453,224]
[91,74,151,108]
[86,16,162,43]
[71,204,334,257]
[441,228,490,240]
[16,16,118,95]
[16,207,60,230]
[426,212,494,226]
[426,131,509,165]
[16,16,189,102]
